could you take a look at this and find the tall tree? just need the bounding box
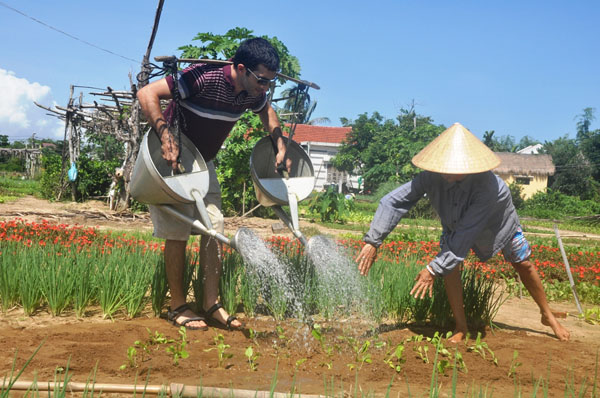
[542,136,596,200]
[576,107,595,139]
[483,131,538,152]
[575,107,600,181]
[517,136,540,150]
[178,27,301,81]
[483,130,496,148]
[276,86,329,125]
[331,112,389,184]
[332,109,443,191]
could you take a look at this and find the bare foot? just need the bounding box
[541,313,570,341]
[447,330,467,343]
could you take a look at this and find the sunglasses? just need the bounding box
[246,68,277,86]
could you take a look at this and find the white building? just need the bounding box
[287,124,360,192]
[517,144,543,154]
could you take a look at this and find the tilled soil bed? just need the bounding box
[1,197,599,396]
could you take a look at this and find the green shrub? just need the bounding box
[406,198,438,220]
[508,182,525,210]
[40,154,119,201]
[308,185,354,223]
[129,198,149,213]
[520,189,600,219]
[39,154,63,200]
[0,157,25,172]
[75,156,120,200]
[216,113,263,216]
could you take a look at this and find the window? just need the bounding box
[515,176,532,185]
[326,163,346,184]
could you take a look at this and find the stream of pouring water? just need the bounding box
[233,229,374,352]
[234,228,304,318]
[305,235,369,317]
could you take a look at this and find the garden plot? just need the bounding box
[1,209,600,396]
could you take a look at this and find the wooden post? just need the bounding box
[242,181,246,215]
[553,224,583,314]
[66,85,77,201]
[138,0,165,88]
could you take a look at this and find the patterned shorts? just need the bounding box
[501,226,532,263]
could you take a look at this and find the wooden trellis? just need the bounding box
[0,147,42,178]
[35,80,148,210]
[31,0,166,210]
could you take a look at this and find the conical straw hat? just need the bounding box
[411,122,501,174]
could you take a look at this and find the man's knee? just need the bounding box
[511,259,534,272]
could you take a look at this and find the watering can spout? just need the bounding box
[298,235,308,246]
[159,205,235,248]
[231,227,255,252]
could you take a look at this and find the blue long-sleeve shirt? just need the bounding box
[363,171,520,276]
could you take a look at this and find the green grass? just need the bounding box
[522,218,600,236]
[298,192,599,251]
[0,175,41,199]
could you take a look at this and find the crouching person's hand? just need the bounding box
[356,243,377,276]
[410,268,434,299]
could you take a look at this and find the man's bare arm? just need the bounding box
[137,79,179,170]
[259,104,291,172]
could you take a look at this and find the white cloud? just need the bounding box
[0,68,63,140]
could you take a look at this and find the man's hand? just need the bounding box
[160,131,180,171]
[275,149,292,174]
[356,243,377,276]
[410,268,435,299]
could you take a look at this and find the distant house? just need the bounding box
[41,142,57,150]
[493,152,555,199]
[286,124,359,191]
[517,144,543,154]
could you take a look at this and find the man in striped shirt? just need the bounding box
[137,38,290,331]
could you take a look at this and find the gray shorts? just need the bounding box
[149,161,224,241]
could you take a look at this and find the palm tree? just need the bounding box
[275,85,330,126]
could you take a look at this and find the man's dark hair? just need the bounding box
[232,38,280,72]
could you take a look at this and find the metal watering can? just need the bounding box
[250,136,316,246]
[130,131,246,250]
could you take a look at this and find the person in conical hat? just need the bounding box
[355,123,569,342]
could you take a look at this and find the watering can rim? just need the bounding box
[249,136,315,206]
[131,131,207,205]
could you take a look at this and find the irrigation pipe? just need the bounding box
[5,381,324,398]
[553,224,583,314]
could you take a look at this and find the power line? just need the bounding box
[0,1,139,63]
[554,162,600,170]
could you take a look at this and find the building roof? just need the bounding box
[517,144,543,154]
[285,124,352,144]
[493,152,555,176]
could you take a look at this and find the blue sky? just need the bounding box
[1,0,598,144]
